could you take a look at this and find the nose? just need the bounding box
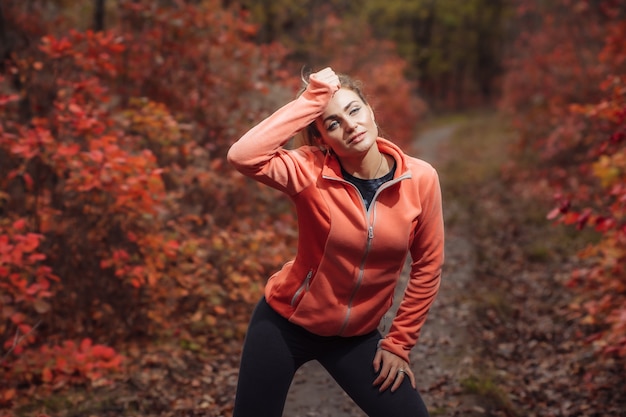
[346,119,358,131]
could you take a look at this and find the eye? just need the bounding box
[349,106,361,115]
[326,120,339,131]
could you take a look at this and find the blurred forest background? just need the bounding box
[0,0,624,416]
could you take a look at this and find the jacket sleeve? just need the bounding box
[379,165,444,363]
[227,77,339,195]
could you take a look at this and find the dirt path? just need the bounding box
[283,125,487,417]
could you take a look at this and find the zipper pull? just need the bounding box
[368,226,374,239]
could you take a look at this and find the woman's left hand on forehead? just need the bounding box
[310,67,340,89]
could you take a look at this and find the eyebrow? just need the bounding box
[323,101,359,123]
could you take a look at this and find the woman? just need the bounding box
[227,67,444,417]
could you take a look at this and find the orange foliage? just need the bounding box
[502,0,626,362]
[0,0,422,409]
[0,0,290,406]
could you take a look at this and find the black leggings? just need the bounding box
[233,298,429,417]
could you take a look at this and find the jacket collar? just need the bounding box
[321,138,410,180]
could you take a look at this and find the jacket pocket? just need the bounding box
[291,269,314,307]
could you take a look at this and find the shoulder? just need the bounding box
[404,155,439,179]
[378,138,439,182]
[278,144,328,175]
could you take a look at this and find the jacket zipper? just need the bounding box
[332,175,410,335]
[338,224,374,334]
[291,268,313,307]
[322,170,411,335]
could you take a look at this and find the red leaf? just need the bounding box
[80,338,93,352]
[12,219,26,231]
[42,368,53,383]
[20,233,42,252]
[88,150,104,164]
[68,103,83,114]
[28,253,47,262]
[23,173,34,190]
[10,312,26,324]
[164,240,180,257]
[3,388,16,401]
[0,94,19,106]
[57,143,80,157]
[546,207,561,220]
[91,345,116,359]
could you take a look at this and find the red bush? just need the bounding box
[502,0,626,361]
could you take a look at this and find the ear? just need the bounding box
[313,130,331,153]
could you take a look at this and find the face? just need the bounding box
[315,88,378,158]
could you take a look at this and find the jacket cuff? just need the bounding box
[379,338,411,363]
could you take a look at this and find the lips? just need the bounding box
[348,132,366,144]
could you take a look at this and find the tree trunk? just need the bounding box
[93,0,105,31]
[0,2,9,70]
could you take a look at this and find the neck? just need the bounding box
[341,150,387,179]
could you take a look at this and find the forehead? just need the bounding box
[322,88,363,117]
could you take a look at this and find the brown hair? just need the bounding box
[293,73,369,149]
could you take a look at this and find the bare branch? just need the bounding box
[1,320,42,364]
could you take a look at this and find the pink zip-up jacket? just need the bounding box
[227,76,444,362]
